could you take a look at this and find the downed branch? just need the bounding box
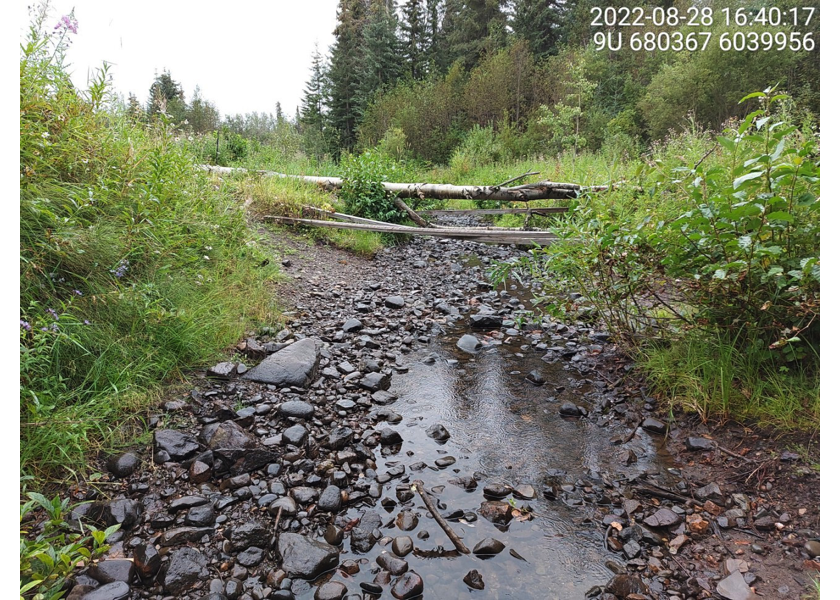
[413,480,471,555]
[200,164,619,202]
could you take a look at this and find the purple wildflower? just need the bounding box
[110,259,129,278]
[54,14,78,34]
[84,320,91,325]
[50,323,60,332]
[46,307,59,320]
[73,290,83,296]
[20,319,31,331]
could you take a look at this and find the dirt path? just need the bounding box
[55,222,819,600]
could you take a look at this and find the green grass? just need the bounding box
[638,331,819,430]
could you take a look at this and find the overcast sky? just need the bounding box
[24,0,340,118]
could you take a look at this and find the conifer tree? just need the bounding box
[512,0,564,60]
[326,0,367,150]
[400,0,428,79]
[360,0,403,101]
[300,45,326,133]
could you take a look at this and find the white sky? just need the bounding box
[23,0,339,118]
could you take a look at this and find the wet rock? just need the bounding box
[804,540,820,557]
[470,312,502,329]
[456,334,482,353]
[478,501,513,524]
[318,485,342,512]
[80,582,130,600]
[107,499,141,530]
[617,448,637,465]
[282,424,308,446]
[525,370,545,386]
[163,547,209,594]
[463,569,485,590]
[275,533,340,579]
[695,482,724,502]
[228,521,272,551]
[242,338,320,387]
[170,495,209,512]
[604,574,649,598]
[278,400,316,419]
[396,511,419,531]
[237,546,264,567]
[641,417,666,434]
[360,582,383,594]
[686,437,715,451]
[327,427,354,450]
[132,543,161,582]
[351,511,382,553]
[392,571,423,599]
[372,391,398,405]
[392,536,413,557]
[473,538,505,556]
[315,581,347,600]
[644,507,682,528]
[189,460,212,483]
[717,571,760,600]
[426,424,450,443]
[559,402,582,417]
[513,484,536,500]
[106,452,140,479]
[376,552,409,575]
[360,372,391,391]
[186,504,215,526]
[324,524,344,546]
[435,456,456,468]
[483,482,509,499]
[89,559,134,584]
[380,428,403,446]
[154,429,199,460]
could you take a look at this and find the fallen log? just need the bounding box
[200,164,612,202]
[419,207,568,216]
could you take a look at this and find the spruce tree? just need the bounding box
[400,0,428,79]
[300,45,326,133]
[325,0,367,150]
[512,0,564,60]
[437,0,507,70]
[360,0,403,102]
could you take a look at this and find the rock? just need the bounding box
[473,538,505,555]
[327,427,354,450]
[376,552,409,575]
[384,296,405,309]
[318,485,342,512]
[228,521,272,551]
[483,483,509,499]
[644,508,682,528]
[106,452,140,479]
[351,511,382,553]
[189,460,212,483]
[392,536,413,557]
[80,582,130,600]
[478,501,513,524]
[89,559,134,584]
[435,456,456,468]
[200,421,255,450]
[342,318,363,332]
[695,482,724,502]
[396,511,418,531]
[159,526,214,547]
[237,546,264,567]
[804,540,820,558]
[457,334,482,353]
[513,484,536,500]
[154,429,199,460]
[324,524,344,546]
[463,569,485,590]
[686,437,715,451]
[275,533,340,579]
[207,361,238,379]
[163,547,209,594]
[270,496,297,517]
[132,543,161,582]
[372,391,398,405]
[392,571,423,599]
[315,581,347,600]
[282,424,308,446]
[470,312,502,329]
[605,574,649,598]
[360,582,383,594]
[360,372,391,391]
[617,448,637,465]
[185,504,215,526]
[425,424,450,443]
[525,370,545,386]
[107,499,141,530]
[242,338,320,387]
[279,400,316,419]
[380,428,403,446]
[716,571,760,600]
[641,417,666,434]
[558,402,582,416]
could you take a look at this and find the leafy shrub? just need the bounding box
[338,150,404,223]
[20,491,118,600]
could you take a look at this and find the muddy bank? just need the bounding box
[47,222,819,600]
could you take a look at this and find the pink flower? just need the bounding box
[54,14,78,35]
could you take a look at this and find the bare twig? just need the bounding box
[495,171,540,187]
[413,480,471,555]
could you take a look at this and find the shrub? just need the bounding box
[338,149,404,223]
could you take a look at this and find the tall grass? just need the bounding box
[20,4,277,480]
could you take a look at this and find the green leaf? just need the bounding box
[713,269,727,279]
[717,136,736,151]
[737,236,752,250]
[733,171,763,190]
[765,211,794,222]
[739,91,766,103]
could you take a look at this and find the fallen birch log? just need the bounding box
[200,164,613,202]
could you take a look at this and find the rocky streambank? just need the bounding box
[51,222,819,600]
